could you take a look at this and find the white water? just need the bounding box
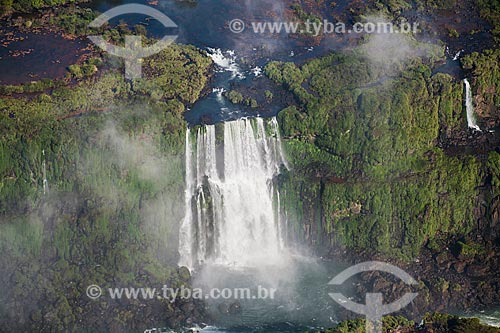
[212,87,226,103]
[464,79,481,131]
[178,117,288,270]
[251,66,262,77]
[207,48,245,79]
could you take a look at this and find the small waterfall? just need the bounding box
[207,48,244,79]
[42,149,48,195]
[453,50,462,61]
[179,117,288,270]
[212,87,226,103]
[464,79,481,131]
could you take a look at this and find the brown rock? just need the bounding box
[453,261,466,274]
[466,264,489,278]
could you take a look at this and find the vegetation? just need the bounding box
[225,90,244,104]
[265,90,274,101]
[461,49,500,119]
[290,3,322,25]
[308,313,499,333]
[2,0,79,15]
[268,44,496,259]
[477,0,500,38]
[224,89,258,108]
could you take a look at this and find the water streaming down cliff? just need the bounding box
[178,117,289,270]
[464,78,481,131]
[42,149,49,195]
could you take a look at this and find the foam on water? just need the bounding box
[207,48,245,79]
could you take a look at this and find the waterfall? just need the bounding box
[212,87,226,103]
[178,117,288,270]
[464,79,481,131]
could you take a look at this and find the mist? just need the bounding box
[357,15,442,75]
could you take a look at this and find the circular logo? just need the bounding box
[229,19,245,33]
[86,284,102,300]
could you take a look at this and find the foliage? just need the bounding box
[461,49,500,118]
[422,313,500,333]
[476,0,500,37]
[0,43,211,331]
[290,3,321,25]
[457,240,485,258]
[310,314,499,333]
[226,90,244,104]
[307,316,413,333]
[132,45,212,104]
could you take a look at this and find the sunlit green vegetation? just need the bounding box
[269,45,496,259]
[477,0,500,38]
[2,0,77,14]
[462,49,500,117]
[309,313,499,333]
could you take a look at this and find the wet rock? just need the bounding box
[435,252,451,267]
[180,301,195,313]
[453,261,467,274]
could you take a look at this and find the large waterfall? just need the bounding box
[464,78,481,131]
[178,117,288,270]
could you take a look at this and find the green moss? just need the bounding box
[269,46,486,258]
[307,316,413,333]
[423,313,500,333]
[457,240,485,258]
[310,313,499,333]
[0,42,210,330]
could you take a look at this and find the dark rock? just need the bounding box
[466,264,490,278]
[435,252,451,266]
[453,261,467,274]
[180,301,195,313]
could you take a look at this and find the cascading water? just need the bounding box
[464,78,481,131]
[178,117,288,270]
[42,149,48,195]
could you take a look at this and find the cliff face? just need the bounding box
[269,47,499,258]
[265,44,500,314]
